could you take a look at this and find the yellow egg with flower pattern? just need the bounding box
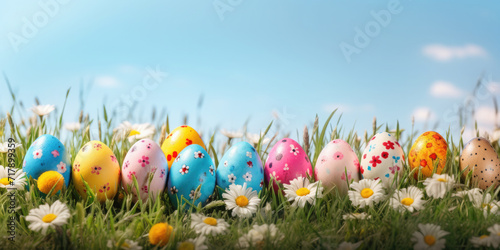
[72,141,120,203]
[161,125,206,169]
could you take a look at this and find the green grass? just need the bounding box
[1,89,500,249]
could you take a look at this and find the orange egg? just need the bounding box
[161,125,205,169]
[408,131,448,179]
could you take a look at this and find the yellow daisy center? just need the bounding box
[115,242,130,248]
[0,177,11,185]
[37,171,64,195]
[129,130,141,136]
[497,232,500,236]
[401,197,414,206]
[42,213,57,223]
[437,178,447,182]
[482,204,493,210]
[424,235,436,246]
[236,195,249,207]
[203,217,218,226]
[296,187,310,196]
[480,235,489,239]
[178,242,195,250]
[149,222,174,247]
[360,188,374,198]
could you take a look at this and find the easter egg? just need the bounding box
[264,138,312,192]
[216,141,264,193]
[460,137,500,190]
[72,141,120,203]
[23,134,71,188]
[161,125,206,169]
[360,132,405,186]
[122,139,168,202]
[314,139,360,195]
[167,144,215,209]
[409,131,447,179]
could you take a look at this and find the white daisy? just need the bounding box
[411,223,449,250]
[342,213,371,220]
[471,193,500,217]
[63,122,81,132]
[246,133,271,145]
[423,174,455,199]
[0,165,27,191]
[190,213,229,236]
[228,173,236,184]
[220,129,243,139]
[348,179,386,208]
[31,104,55,117]
[238,224,282,248]
[246,151,252,158]
[243,172,252,182]
[470,235,499,248]
[25,200,71,235]
[0,142,22,153]
[283,177,324,208]
[33,149,43,159]
[338,241,363,250]
[390,186,426,213]
[177,235,207,250]
[222,183,261,218]
[114,121,155,143]
[452,188,482,199]
[106,239,142,250]
[487,224,500,237]
[57,162,67,173]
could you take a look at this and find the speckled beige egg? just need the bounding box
[460,137,500,190]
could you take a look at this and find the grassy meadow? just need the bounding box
[1,84,500,250]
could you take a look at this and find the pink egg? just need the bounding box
[121,139,168,202]
[314,139,360,195]
[264,138,312,192]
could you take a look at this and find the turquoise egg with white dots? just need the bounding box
[167,144,215,209]
[22,134,71,187]
[216,141,264,193]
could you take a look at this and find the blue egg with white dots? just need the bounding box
[167,144,215,209]
[23,134,71,187]
[216,141,264,193]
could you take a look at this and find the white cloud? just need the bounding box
[412,107,436,122]
[423,44,487,61]
[95,76,120,88]
[474,106,499,126]
[430,81,463,98]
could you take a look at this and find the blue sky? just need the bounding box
[1,1,499,142]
